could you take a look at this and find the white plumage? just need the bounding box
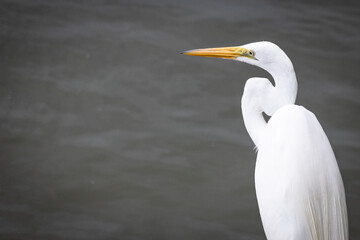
[256,105,348,239]
[183,41,348,240]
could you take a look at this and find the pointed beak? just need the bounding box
[182,46,251,60]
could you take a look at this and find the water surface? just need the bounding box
[0,0,359,239]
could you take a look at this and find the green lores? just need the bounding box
[183,46,257,60]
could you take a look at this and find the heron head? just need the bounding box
[182,41,291,72]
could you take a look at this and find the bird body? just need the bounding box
[183,41,348,240]
[256,104,348,240]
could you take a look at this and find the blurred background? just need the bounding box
[0,0,359,239]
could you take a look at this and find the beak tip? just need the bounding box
[181,50,190,55]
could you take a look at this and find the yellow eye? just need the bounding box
[249,50,255,56]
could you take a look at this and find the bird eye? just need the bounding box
[249,50,254,56]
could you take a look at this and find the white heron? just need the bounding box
[183,41,348,240]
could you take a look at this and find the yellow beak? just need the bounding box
[182,46,253,60]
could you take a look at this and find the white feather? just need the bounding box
[238,42,348,239]
[183,41,349,240]
[255,105,348,240]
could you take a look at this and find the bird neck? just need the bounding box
[241,99,267,147]
[268,61,298,105]
[241,78,269,147]
[241,63,298,147]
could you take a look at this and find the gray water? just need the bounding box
[0,0,359,239]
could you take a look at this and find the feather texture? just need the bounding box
[255,105,348,240]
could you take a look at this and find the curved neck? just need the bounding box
[241,63,297,147]
[270,65,297,105]
[241,97,266,147]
